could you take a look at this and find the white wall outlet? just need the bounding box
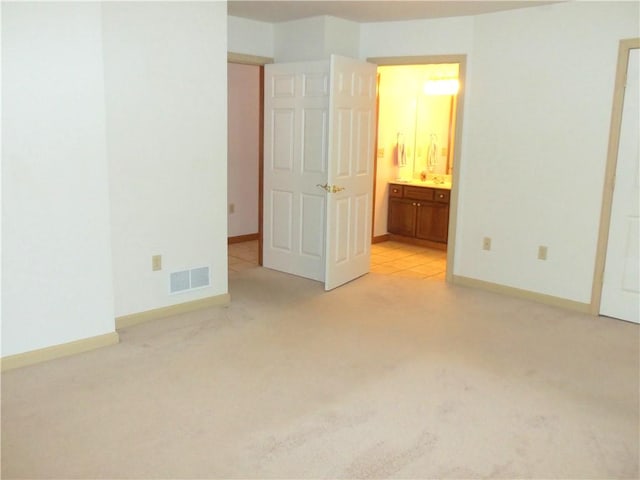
[538,245,548,260]
[482,237,491,251]
[229,203,235,214]
[152,254,162,271]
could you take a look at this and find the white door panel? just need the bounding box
[264,61,330,281]
[325,55,377,291]
[601,48,640,323]
[272,109,294,171]
[263,56,376,290]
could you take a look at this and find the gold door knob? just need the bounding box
[317,184,345,193]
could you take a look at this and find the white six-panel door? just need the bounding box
[600,48,640,323]
[324,55,377,291]
[263,61,330,281]
[263,56,377,290]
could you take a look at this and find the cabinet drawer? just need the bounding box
[404,186,434,201]
[433,190,450,203]
[389,185,403,197]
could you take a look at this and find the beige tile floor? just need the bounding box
[370,240,447,280]
[228,240,260,273]
[229,240,447,280]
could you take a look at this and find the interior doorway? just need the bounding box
[227,62,261,244]
[227,53,273,268]
[368,55,467,282]
[226,53,467,285]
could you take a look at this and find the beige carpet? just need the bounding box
[2,267,638,479]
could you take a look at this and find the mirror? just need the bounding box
[413,77,458,180]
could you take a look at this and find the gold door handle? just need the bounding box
[317,184,345,193]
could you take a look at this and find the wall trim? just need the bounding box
[372,234,390,244]
[452,275,591,314]
[1,332,120,372]
[590,38,640,315]
[228,233,259,244]
[228,52,273,66]
[115,293,231,330]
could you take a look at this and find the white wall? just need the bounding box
[274,16,326,62]
[102,2,228,318]
[2,3,116,356]
[324,16,360,59]
[228,63,260,237]
[274,16,359,62]
[455,1,639,303]
[228,15,274,59]
[362,1,639,303]
[360,15,474,60]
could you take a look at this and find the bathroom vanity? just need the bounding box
[387,181,450,248]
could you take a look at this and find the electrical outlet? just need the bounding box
[152,255,162,271]
[377,147,385,157]
[229,203,235,214]
[538,245,548,260]
[482,237,491,251]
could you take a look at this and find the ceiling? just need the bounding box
[227,1,558,24]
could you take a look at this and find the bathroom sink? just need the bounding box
[423,180,451,187]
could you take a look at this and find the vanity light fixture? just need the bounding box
[423,79,459,96]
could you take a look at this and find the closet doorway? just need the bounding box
[592,39,640,323]
[368,55,467,282]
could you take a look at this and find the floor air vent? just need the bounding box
[170,266,210,294]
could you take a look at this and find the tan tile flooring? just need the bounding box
[229,240,447,280]
[370,241,447,280]
[227,240,261,273]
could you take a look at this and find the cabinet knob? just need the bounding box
[417,203,421,207]
[412,202,416,206]
[438,194,444,198]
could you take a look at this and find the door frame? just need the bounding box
[590,38,640,315]
[227,52,273,266]
[366,54,468,283]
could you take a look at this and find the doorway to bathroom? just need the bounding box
[368,55,467,282]
[226,53,466,285]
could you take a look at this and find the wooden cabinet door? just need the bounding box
[388,198,417,237]
[416,202,449,243]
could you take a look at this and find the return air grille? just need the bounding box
[170,266,210,294]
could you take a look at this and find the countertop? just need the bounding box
[389,179,452,190]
